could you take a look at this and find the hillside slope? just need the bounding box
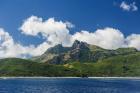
[0,58,79,76]
[0,40,140,76]
[0,52,140,77]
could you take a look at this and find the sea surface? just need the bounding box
[0,78,140,93]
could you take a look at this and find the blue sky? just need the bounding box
[0,0,140,58]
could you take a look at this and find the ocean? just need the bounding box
[0,78,140,93]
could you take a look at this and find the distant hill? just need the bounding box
[0,40,140,77]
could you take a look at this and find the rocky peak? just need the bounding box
[72,40,89,50]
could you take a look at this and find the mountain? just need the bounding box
[0,40,140,77]
[32,40,138,64]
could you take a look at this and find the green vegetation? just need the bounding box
[0,58,80,77]
[0,41,140,77]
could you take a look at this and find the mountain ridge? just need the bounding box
[0,40,140,77]
[32,40,138,64]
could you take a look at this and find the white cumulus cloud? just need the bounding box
[72,28,125,49]
[126,34,140,50]
[0,28,53,58]
[0,16,140,58]
[19,16,73,47]
[0,28,29,58]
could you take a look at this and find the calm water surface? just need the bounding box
[0,78,140,93]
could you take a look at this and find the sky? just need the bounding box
[0,0,140,58]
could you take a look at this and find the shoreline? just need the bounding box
[1,77,140,79]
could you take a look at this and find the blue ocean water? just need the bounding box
[0,78,140,93]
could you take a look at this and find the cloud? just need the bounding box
[72,28,125,49]
[120,1,138,12]
[0,28,27,58]
[126,34,140,50]
[19,15,140,51]
[0,16,140,58]
[19,16,73,46]
[0,28,53,58]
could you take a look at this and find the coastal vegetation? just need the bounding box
[0,40,140,77]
